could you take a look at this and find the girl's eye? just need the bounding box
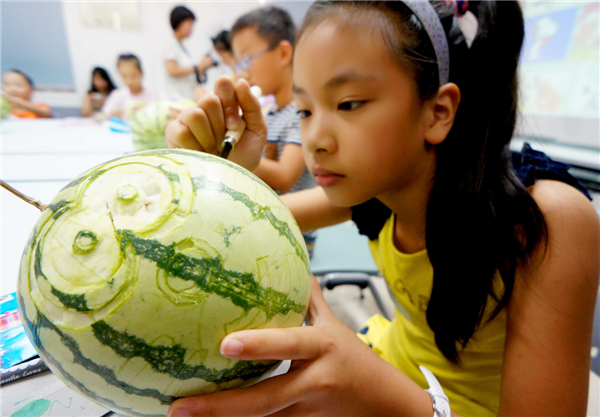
[338,101,365,111]
[297,109,311,119]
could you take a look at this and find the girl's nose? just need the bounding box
[304,113,337,155]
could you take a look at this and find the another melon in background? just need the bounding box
[125,99,147,121]
[17,150,311,417]
[1,97,11,119]
[130,100,196,151]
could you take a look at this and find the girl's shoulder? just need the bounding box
[528,179,597,232]
[521,178,599,296]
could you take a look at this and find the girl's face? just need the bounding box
[93,72,109,92]
[118,61,142,91]
[3,72,32,100]
[293,21,434,207]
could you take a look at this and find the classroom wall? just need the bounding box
[31,2,261,108]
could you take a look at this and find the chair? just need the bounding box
[310,221,393,320]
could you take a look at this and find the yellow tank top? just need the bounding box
[358,215,506,416]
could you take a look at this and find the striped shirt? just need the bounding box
[264,101,317,195]
[264,101,317,255]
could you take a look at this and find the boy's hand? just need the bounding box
[166,77,267,171]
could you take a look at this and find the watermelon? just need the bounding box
[1,96,11,119]
[17,150,311,417]
[130,100,197,152]
[125,99,147,121]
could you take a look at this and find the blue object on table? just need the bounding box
[310,222,391,320]
[0,293,37,369]
[108,117,131,133]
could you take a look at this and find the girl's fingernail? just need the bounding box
[171,409,190,417]
[227,116,239,130]
[221,338,243,356]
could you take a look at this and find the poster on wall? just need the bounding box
[78,2,141,31]
[518,1,599,147]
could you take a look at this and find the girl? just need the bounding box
[81,67,116,118]
[102,54,159,121]
[2,70,52,118]
[165,1,599,416]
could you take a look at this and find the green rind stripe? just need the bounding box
[91,320,276,382]
[121,232,304,318]
[50,288,91,312]
[157,164,180,182]
[148,149,280,199]
[46,199,70,212]
[17,293,166,416]
[193,176,309,270]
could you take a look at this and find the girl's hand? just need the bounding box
[109,108,123,119]
[167,277,434,417]
[166,76,267,171]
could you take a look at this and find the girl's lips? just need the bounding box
[315,174,344,187]
[313,167,344,187]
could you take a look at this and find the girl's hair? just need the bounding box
[298,1,547,363]
[88,67,116,95]
[117,53,142,72]
[212,30,232,53]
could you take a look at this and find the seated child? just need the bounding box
[2,70,52,118]
[230,7,318,255]
[82,67,116,118]
[102,54,160,121]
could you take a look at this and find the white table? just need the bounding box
[2,118,134,155]
[1,119,135,295]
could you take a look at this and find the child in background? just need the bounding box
[82,67,116,118]
[2,70,51,118]
[231,7,318,254]
[102,54,159,121]
[166,1,599,416]
[212,31,237,76]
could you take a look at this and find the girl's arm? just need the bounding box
[253,145,307,193]
[498,180,600,416]
[3,95,51,117]
[165,60,196,78]
[280,187,351,231]
[165,56,214,79]
[81,94,93,117]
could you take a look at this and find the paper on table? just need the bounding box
[5,379,111,417]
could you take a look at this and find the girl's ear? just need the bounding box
[423,83,461,146]
[278,40,293,67]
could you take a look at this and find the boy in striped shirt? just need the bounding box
[231,7,317,256]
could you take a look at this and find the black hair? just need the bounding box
[117,53,142,72]
[7,69,34,88]
[231,6,296,48]
[212,30,232,53]
[88,67,116,95]
[298,1,547,364]
[170,6,195,31]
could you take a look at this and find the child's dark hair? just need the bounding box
[7,69,34,88]
[298,1,547,363]
[89,67,116,95]
[212,30,232,53]
[170,6,195,31]
[117,54,142,72]
[231,6,296,48]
